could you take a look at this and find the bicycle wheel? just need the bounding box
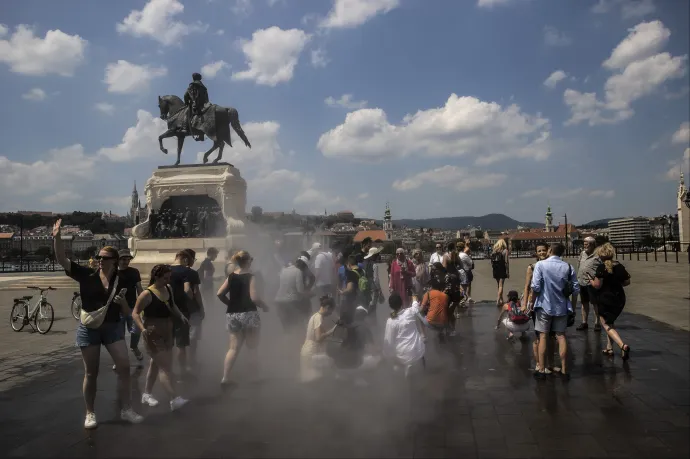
[10,303,27,332]
[34,302,54,334]
[71,296,81,320]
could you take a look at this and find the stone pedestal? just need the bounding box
[129,163,247,272]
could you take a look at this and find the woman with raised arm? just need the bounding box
[217,250,269,388]
[52,219,143,430]
[132,264,190,411]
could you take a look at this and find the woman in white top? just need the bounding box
[300,296,338,382]
[383,292,426,379]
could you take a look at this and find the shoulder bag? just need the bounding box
[80,275,119,329]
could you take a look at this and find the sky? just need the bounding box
[0,0,689,226]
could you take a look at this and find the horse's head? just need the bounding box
[158,96,168,120]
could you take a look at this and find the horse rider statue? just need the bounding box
[184,72,209,141]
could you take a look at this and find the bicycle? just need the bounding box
[10,286,56,334]
[70,291,81,320]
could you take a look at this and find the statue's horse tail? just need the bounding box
[225,106,251,149]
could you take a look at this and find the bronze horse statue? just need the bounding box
[157,95,251,166]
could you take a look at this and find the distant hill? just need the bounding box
[583,218,621,228]
[392,213,542,231]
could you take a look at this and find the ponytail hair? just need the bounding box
[319,295,335,310]
[231,250,252,268]
[149,264,172,286]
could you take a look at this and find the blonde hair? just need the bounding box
[231,250,252,268]
[100,246,119,259]
[492,239,507,253]
[595,242,616,273]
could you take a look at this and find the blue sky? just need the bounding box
[0,0,688,226]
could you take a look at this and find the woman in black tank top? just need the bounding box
[216,250,269,389]
[132,265,189,410]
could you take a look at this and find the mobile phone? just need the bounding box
[119,288,128,296]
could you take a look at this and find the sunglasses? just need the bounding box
[94,255,117,261]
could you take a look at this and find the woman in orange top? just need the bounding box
[419,277,450,337]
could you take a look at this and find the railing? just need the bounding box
[607,242,689,264]
[0,259,89,273]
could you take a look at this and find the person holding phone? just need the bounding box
[52,219,143,429]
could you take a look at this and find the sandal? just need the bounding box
[602,349,614,356]
[621,344,630,361]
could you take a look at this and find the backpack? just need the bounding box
[490,251,504,266]
[508,301,530,324]
[352,268,370,293]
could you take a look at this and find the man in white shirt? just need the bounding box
[458,242,475,304]
[383,292,426,379]
[428,243,444,267]
[312,242,335,298]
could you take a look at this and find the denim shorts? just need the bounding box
[75,321,124,347]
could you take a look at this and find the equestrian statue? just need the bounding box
[158,72,251,166]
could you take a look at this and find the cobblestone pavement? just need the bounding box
[0,262,688,458]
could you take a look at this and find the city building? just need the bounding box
[545,205,554,232]
[608,217,651,246]
[678,172,690,247]
[383,202,393,241]
[128,182,148,226]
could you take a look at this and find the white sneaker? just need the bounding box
[84,412,98,429]
[120,408,144,424]
[141,393,159,407]
[170,396,189,412]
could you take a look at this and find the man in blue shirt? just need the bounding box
[530,243,579,379]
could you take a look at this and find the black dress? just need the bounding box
[594,262,630,325]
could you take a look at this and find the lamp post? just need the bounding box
[563,213,568,256]
[660,214,668,262]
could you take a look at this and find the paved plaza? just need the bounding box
[0,259,688,458]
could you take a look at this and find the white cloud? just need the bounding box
[0,145,97,205]
[543,70,568,88]
[317,94,550,166]
[212,121,284,172]
[22,88,47,101]
[543,26,572,47]
[104,60,167,94]
[671,122,689,146]
[477,0,520,7]
[603,52,687,111]
[116,0,207,46]
[589,190,616,198]
[320,0,399,29]
[215,29,225,36]
[564,20,687,126]
[97,110,167,162]
[603,20,670,70]
[311,48,330,68]
[591,0,655,19]
[0,25,87,76]
[231,0,253,16]
[43,191,81,205]
[99,196,131,210]
[358,193,369,199]
[249,169,303,192]
[521,188,615,199]
[664,148,690,180]
[232,27,311,86]
[201,60,229,78]
[393,165,507,192]
[324,94,368,109]
[94,103,115,115]
[0,24,8,38]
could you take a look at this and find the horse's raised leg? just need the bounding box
[158,129,177,154]
[174,135,185,166]
[213,141,224,163]
[202,141,219,164]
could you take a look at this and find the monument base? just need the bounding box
[129,235,247,274]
